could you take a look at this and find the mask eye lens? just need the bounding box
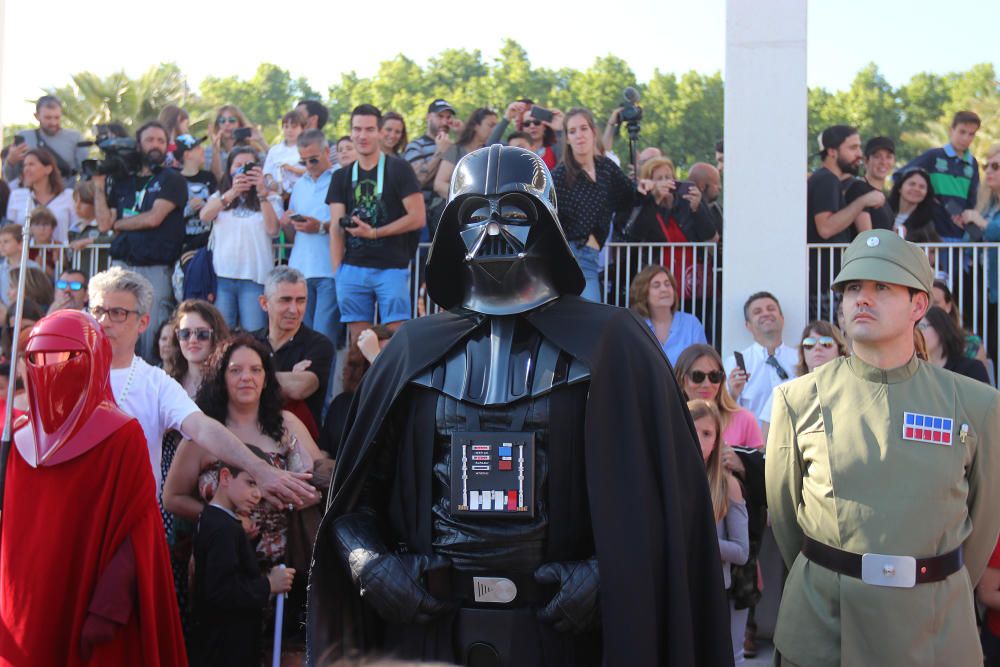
[499,205,529,222]
[28,350,80,366]
[468,206,491,223]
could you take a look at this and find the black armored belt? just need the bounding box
[802,536,963,588]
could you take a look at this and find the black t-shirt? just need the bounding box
[806,167,850,244]
[179,169,218,248]
[325,155,421,269]
[109,168,188,266]
[844,178,893,234]
[251,324,334,428]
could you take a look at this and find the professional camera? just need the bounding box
[80,136,142,181]
[339,207,371,230]
[621,87,643,135]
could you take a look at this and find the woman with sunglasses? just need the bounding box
[919,306,991,384]
[200,147,282,331]
[629,265,706,364]
[794,320,848,376]
[674,344,763,449]
[206,104,268,182]
[486,99,566,169]
[957,144,1000,343]
[888,168,936,237]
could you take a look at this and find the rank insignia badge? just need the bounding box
[902,412,953,446]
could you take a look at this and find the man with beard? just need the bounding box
[3,95,89,184]
[403,99,455,232]
[845,136,896,233]
[807,125,885,318]
[308,145,732,666]
[93,121,188,361]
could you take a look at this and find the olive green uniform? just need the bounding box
[766,354,1000,666]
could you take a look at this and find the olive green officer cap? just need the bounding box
[831,229,933,294]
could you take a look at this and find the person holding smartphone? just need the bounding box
[205,105,268,182]
[199,147,281,331]
[486,98,566,169]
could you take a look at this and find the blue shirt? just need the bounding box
[645,311,707,365]
[289,169,334,279]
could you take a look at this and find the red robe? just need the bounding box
[0,419,187,666]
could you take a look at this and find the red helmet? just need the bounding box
[14,310,132,467]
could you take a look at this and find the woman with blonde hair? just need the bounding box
[206,104,268,181]
[687,398,749,666]
[629,264,706,364]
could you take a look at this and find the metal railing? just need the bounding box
[809,242,1000,357]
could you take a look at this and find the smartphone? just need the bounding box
[734,351,747,373]
[13,136,24,147]
[233,127,252,142]
[673,180,694,197]
[529,106,554,123]
[290,214,306,222]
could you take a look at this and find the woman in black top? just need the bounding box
[551,107,637,302]
[919,306,991,384]
[888,168,937,237]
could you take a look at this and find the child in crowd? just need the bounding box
[263,111,306,196]
[68,181,114,268]
[174,134,217,252]
[688,399,750,667]
[190,459,295,667]
[26,207,65,275]
[335,135,357,169]
[0,224,39,311]
[507,131,533,150]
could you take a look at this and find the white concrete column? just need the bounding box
[723,0,808,355]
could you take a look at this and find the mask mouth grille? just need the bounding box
[481,234,518,258]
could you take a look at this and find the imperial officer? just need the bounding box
[307,145,732,666]
[766,228,1000,666]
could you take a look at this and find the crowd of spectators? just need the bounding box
[3,91,1000,665]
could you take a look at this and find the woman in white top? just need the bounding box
[4,148,76,243]
[199,147,281,331]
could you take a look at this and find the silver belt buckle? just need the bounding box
[861,553,917,588]
[472,576,517,603]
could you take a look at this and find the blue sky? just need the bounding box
[0,0,995,125]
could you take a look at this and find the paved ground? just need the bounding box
[745,638,774,667]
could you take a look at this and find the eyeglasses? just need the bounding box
[217,116,239,124]
[521,119,543,127]
[177,328,213,342]
[298,157,322,165]
[986,161,1000,172]
[688,370,725,384]
[56,279,84,291]
[89,306,139,323]
[801,336,836,350]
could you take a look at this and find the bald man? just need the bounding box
[637,146,663,170]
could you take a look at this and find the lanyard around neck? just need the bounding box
[352,152,385,201]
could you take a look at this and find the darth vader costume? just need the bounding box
[307,145,731,666]
[0,310,186,666]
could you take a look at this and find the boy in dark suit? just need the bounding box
[191,461,295,666]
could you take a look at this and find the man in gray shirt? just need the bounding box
[3,95,89,184]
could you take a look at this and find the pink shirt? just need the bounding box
[722,408,764,448]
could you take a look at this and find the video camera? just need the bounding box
[80,124,142,182]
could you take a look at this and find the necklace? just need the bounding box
[118,356,138,403]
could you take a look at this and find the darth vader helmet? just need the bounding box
[425,144,584,315]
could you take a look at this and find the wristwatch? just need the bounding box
[320,221,330,234]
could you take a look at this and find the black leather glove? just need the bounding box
[534,558,601,633]
[332,512,452,624]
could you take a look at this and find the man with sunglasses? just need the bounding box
[282,129,340,353]
[47,269,88,314]
[766,229,1000,667]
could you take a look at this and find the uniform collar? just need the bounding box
[943,143,973,163]
[846,353,920,384]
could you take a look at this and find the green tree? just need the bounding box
[200,64,318,142]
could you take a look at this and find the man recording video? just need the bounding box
[93,121,188,362]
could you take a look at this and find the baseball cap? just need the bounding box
[428,99,455,114]
[832,229,933,294]
[864,136,896,158]
[816,125,858,157]
[173,134,205,161]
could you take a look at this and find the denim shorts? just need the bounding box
[335,264,411,324]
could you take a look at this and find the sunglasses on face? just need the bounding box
[688,370,725,384]
[986,161,1000,172]
[177,328,213,342]
[521,119,543,127]
[56,279,83,291]
[802,336,836,350]
[298,157,322,166]
[217,116,239,124]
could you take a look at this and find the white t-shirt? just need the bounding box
[723,342,799,425]
[5,187,77,243]
[209,192,282,285]
[110,356,199,495]
[263,142,301,194]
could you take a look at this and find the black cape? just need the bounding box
[306,296,733,666]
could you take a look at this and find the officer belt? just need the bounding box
[427,568,553,607]
[802,536,963,588]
